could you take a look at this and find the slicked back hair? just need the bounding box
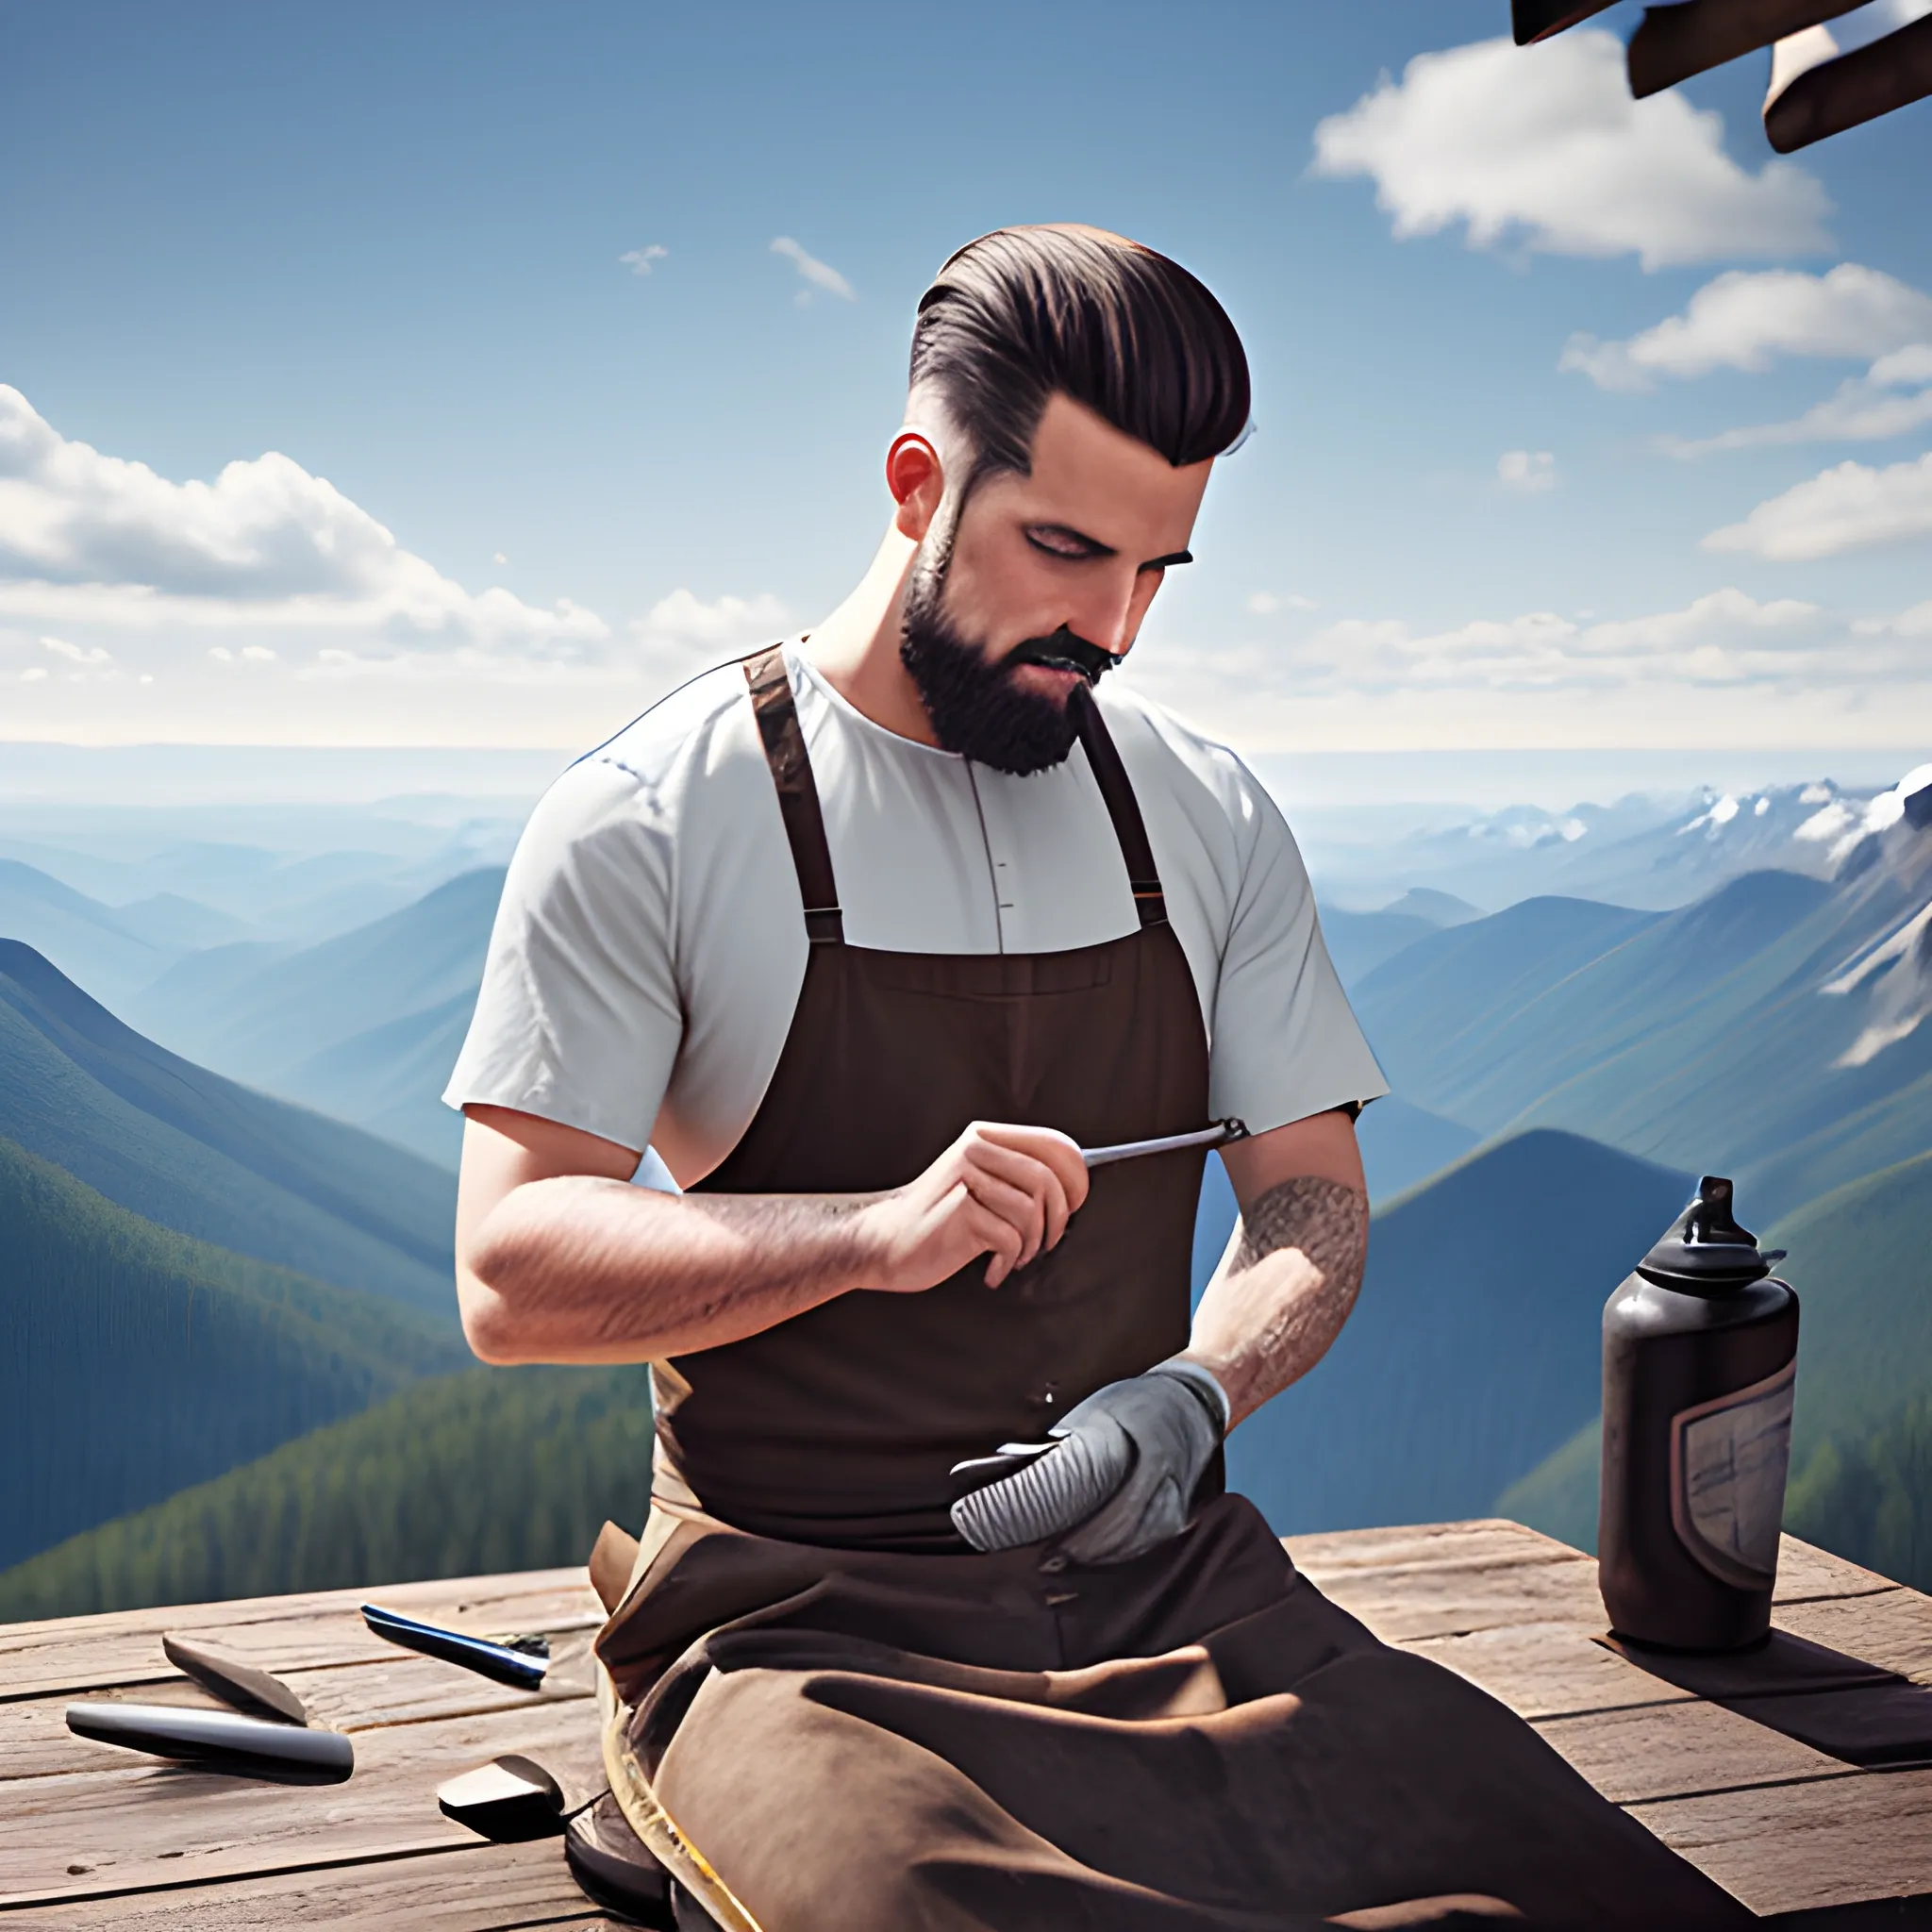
[908,225,1250,491]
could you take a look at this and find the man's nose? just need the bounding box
[1060,567,1141,658]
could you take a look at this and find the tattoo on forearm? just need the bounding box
[1232,1175,1368,1286]
[1196,1176,1369,1424]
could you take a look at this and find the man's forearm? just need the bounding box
[462,1177,878,1365]
[1181,1175,1369,1428]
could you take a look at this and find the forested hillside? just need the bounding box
[0,1137,470,1571]
[0,941,457,1308]
[0,1364,653,1619]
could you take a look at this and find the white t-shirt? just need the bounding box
[444,646,1386,1181]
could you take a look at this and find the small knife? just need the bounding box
[1081,1118,1247,1168]
[162,1634,308,1725]
[360,1604,548,1690]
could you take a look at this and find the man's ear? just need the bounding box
[887,432,945,541]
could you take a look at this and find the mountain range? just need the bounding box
[0,940,457,1310]
[3,760,1930,1621]
[1308,774,1910,914]
[130,867,506,1165]
[1349,772,1932,1223]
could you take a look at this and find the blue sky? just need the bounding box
[3,0,1929,754]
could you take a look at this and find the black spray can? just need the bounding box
[1598,1176,1798,1650]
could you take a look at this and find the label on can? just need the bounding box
[1669,1358,1795,1590]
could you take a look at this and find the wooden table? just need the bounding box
[2,1521,1928,1926]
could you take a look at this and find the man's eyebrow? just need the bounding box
[1025,524,1193,572]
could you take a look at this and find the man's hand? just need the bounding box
[949,1358,1227,1565]
[856,1122,1090,1291]
[456,1108,1091,1365]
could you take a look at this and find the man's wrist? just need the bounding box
[1152,1355,1231,1437]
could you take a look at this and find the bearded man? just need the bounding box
[446,225,1744,1931]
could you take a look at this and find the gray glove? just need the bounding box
[949,1358,1228,1566]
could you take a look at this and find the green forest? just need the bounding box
[0,1363,654,1620]
[0,1133,469,1573]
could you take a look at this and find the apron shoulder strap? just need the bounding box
[743,646,845,946]
[1073,686,1168,929]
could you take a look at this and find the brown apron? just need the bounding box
[592,649,1746,1931]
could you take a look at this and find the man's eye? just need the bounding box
[1024,527,1093,559]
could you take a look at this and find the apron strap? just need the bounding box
[743,647,845,946]
[743,647,1168,939]
[1073,685,1169,928]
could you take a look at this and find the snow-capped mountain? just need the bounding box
[1346,762,1932,1217]
[1314,775,1913,912]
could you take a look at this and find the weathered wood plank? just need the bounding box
[9,1839,620,1929]
[1286,1518,1581,1577]
[0,1698,604,1907]
[1776,1590,1932,1688]
[4,1526,1926,1924]
[1299,1542,1604,1646]
[1534,1696,1851,1805]
[0,1650,597,1784]
[1402,1620,1699,1722]
[1628,1767,1932,1914]
[1775,1538,1904,1605]
[0,1571,605,1702]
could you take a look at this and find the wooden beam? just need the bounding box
[8,1839,619,1929]
[1627,2,1870,97]
[0,1697,603,1907]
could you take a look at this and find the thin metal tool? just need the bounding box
[1081,1118,1247,1169]
[360,1604,548,1690]
[66,1702,353,1781]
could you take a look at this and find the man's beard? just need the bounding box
[899,561,1116,777]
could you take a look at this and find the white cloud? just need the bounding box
[0,385,608,651]
[20,666,46,682]
[1704,452,1932,560]
[631,587,789,651]
[1246,591,1317,615]
[1311,31,1832,271]
[1293,587,1825,690]
[42,634,110,663]
[1124,586,1932,751]
[1498,449,1557,494]
[1165,588,1932,755]
[1666,371,1932,457]
[771,236,856,304]
[1562,264,1932,391]
[1859,596,1932,639]
[620,244,668,276]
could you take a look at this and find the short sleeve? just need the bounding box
[1205,774,1389,1134]
[442,758,682,1153]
